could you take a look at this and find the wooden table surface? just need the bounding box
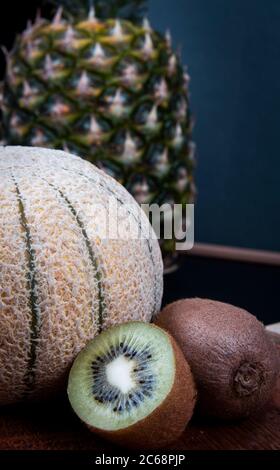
[0,336,279,451]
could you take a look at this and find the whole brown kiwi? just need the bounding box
[155,298,279,420]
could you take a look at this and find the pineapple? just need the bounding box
[0,0,196,271]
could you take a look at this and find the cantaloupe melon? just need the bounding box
[0,146,163,405]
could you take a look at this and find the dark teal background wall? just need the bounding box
[149,0,280,252]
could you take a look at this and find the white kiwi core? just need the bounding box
[106,356,136,394]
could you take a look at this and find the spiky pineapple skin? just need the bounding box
[0,10,195,268]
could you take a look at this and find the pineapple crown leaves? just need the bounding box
[46,0,148,22]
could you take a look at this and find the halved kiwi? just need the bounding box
[67,321,196,449]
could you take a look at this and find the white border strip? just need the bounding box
[189,243,280,266]
[266,324,280,334]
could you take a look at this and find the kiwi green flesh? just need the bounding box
[67,322,175,432]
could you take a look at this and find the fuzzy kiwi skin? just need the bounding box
[155,299,279,421]
[86,333,197,449]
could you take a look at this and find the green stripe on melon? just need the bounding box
[0,146,163,404]
[41,179,105,334]
[60,167,159,316]
[12,174,41,394]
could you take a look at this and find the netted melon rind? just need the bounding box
[0,146,163,404]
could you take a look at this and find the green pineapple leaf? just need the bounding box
[46,0,148,22]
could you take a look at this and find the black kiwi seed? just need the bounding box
[145,385,153,391]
